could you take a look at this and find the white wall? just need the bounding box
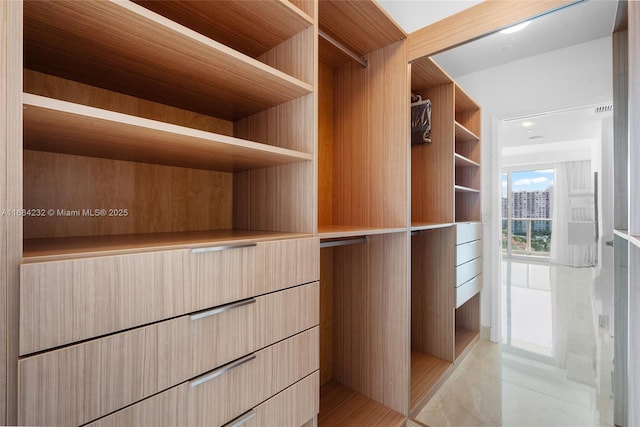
[451,36,613,337]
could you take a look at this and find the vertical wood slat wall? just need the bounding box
[1,1,22,424]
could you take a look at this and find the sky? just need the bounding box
[502,169,555,193]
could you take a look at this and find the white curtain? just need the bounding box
[550,160,597,266]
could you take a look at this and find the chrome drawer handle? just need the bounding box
[223,410,257,427]
[190,297,256,321]
[191,243,256,254]
[190,354,256,388]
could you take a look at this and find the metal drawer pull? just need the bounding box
[190,297,256,320]
[223,410,257,427]
[190,353,256,388]
[191,243,256,254]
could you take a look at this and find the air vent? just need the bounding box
[595,104,613,113]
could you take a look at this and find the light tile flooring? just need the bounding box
[415,260,614,426]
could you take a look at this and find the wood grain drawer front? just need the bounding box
[456,274,482,308]
[256,237,319,295]
[456,257,482,287]
[230,371,319,427]
[88,334,320,427]
[189,243,257,312]
[456,240,481,266]
[18,283,319,427]
[20,237,318,355]
[20,249,189,355]
[189,328,318,427]
[456,222,482,245]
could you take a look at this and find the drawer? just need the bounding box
[456,222,482,245]
[456,274,482,308]
[456,257,482,287]
[84,329,319,427]
[456,239,481,266]
[20,237,319,355]
[228,372,319,427]
[18,282,319,427]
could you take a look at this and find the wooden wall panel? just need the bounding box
[455,293,480,333]
[1,1,22,424]
[411,84,455,224]
[320,248,334,386]
[331,233,409,415]
[318,62,334,226]
[258,26,315,85]
[455,193,481,223]
[408,0,578,60]
[23,150,233,239]
[411,228,455,362]
[24,70,233,136]
[234,161,314,234]
[332,40,408,229]
[289,0,316,20]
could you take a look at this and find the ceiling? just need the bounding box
[377,0,618,78]
[501,105,613,148]
[378,0,618,163]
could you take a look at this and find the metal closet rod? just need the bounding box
[319,29,368,68]
[320,236,369,248]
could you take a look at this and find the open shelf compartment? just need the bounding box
[319,232,409,425]
[132,0,313,59]
[23,94,312,172]
[24,0,313,121]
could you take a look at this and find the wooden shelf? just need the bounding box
[133,0,313,58]
[410,352,453,412]
[411,222,454,232]
[318,225,408,239]
[455,121,480,143]
[411,57,453,92]
[454,153,480,168]
[319,1,405,58]
[454,185,480,193]
[24,0,313,121]
[455,85,479,113]
[319,381,405,427]
[455,328,479,359]
[23,94,311,172]
[23,230,312,262]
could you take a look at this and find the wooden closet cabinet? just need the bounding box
[409,56,482,415]
[11,1,320,426]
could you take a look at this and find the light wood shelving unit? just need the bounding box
[317,2,410,425]
[22,0,317,254]
[14,1,321,426]
[409,56,482,416]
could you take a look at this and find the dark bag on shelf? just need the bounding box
[411,97,431,145]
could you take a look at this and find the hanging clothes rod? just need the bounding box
[319,29,368,68]
[320,236,369,248]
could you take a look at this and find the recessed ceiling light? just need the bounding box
[521,121,534,128]
[500,21,531,34]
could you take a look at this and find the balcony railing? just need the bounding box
[502,218,552,257]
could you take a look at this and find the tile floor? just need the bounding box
[415,259,614,426]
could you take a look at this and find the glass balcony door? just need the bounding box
[502,169,555,258]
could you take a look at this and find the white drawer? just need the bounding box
[456,257,482,287]
[456,274,482,308]
[456,222,482,245]
[456,239,481,266]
